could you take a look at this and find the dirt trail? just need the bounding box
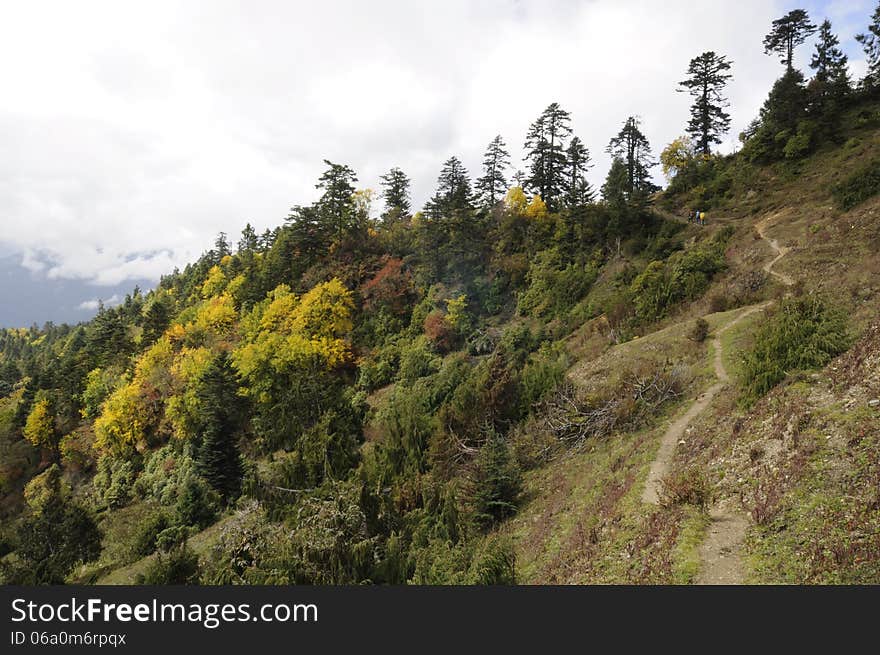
[756,215,794,286]
[639,212,794,584]
[641,303,767,505]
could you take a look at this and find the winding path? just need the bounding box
[639,212,794,584]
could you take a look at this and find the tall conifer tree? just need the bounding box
[476,135,511,208]
[677,51,733,154]
[523,103,572,209]
[763,9,817,72]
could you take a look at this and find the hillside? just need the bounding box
[1,78,880,585]
[502,104,880,584]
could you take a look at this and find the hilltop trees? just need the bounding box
[524,103,572,210]
[678,51,733,154]
[476,136,511,209]
[606,116,656,201]
[380,167,411,219]
[315,160,358,242]
[809,20,850,137]
[425,156,474,218]
[763,9,817,72]
[746,69,810,161]
[811,20,849,88]
[563,136,594,207]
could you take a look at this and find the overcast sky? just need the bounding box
[0,0,874,326]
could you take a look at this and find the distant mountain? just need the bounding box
[0,251,153,328]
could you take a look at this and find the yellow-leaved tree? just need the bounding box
[23,398,57,451]
[233,278,354,450]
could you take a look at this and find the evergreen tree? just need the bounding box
[476,135,511,208]
[379,167,411,218]
[3,495,102,584]
[141,297,171,345]
[238,223,259,254]
[315,160,358,241]
[677,51,733,154]
[763,9,817,72]
[811,19,849,87]
[761,69,809,136]
[472,431,522,528]
[601,157,629,207]
[606,116,656,199]
[195,353,244,503]
[856,3,880,89]
[563,136,594,207]
[425,156,473,218]
[523,103,572,209]
[809,20,850,138]
[744,69,810,161]
[213,232,232,263]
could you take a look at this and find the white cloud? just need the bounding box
[0,0,860,290]
[78,294,121,311]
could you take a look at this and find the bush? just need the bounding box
[518,249,598,319]
[92,456,135,509]
[518,342,568,413]
[833,157,880,210]
[131,512,172,558]
[398,336,441,382]
[688,318,709,343]
[175,476,219,529]
[659,467,712,509]
[741,294,849,403]
[138,540,200,585]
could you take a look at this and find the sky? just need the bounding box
[0,0,874,326]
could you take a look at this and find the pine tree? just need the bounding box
[141,298,170,345]
[606,116,656,199]
[563,136,594,207]
[425,156,473,218]
[763,9,817,72]
[315,160,357,241]
[472,431,522,528]
[601,157,629,207]
[677,51,733,154]
[856,3,880,89]
[195,353,244,503]
[523,103,572,210]
[238,223,258,254]
[809,19,850,138]
[811,20,849,87]
[379,167,411,218]
[476,135,511,208]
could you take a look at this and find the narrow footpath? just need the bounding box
[640,212,794,584]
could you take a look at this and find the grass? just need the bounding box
[672,508,711,584]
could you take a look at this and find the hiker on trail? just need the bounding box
[700,211,706,226]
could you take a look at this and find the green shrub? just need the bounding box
[519,342,567,413]
[92,456,135,509]
[741,294,849,403]
[397,336,441,383]
[659,467,712,509]
[518,249,598,319]
[689,318,709,343]
[832,157,880,210]
[175,476,219,529]
[131,512,172,558]
[138,540,200,585]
